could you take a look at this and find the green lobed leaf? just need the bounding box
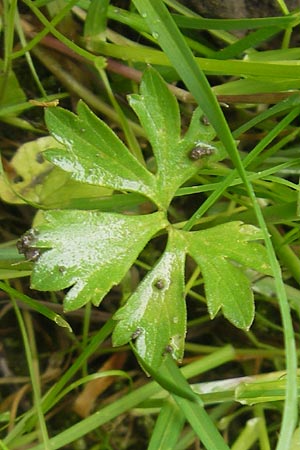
[39,168,112,209]
[40,69,225,211]
[15,66,273,371]
[43,101,159,204]
[30,210,168,311]
[129,67,223,207]
[182,222,272,330]
[129,67,181,165]
[113,228,187,369]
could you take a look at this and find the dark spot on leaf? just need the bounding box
[201,115,210,126]
[32,174,46,185]
[164,345,173,355]
[188,145,215,160]
[25,248,41,262]
[13,175,24,183]
[17,228,39,247]
[131,327,143,340]
[35,152,44,163]
[58,266,67,274]
[153,279,165,290]
[16,229,40,261]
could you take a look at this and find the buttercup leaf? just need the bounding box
[18,68,273,370]
[183,222,272,329]
[113,229,186,369]
[129,68,224,207]
[30,210,167,311]
[43,101,159,204]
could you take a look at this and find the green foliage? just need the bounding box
[113,228,187,369]
[185,222,272,329]
[43,69,224,209]
[0,136,111,208]
[1,1,300,449]
[0,59,26,107]
[22,68,272,370]
[31,209,167,311]
[44,101,158,203]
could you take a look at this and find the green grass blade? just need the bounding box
[0,281,72,331]
[213,27,281,60]
[26,346,235,450]
[3,319,115,448]
[84,0,109,38]
[172,14,299,31]
[147,400,185,450]
[153,356,231,450]
[231,418,261,450]
[10,296,51,449]
[172,393,230,450]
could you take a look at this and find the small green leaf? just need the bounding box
[183,222,272,330]
[113,228,186,369]
[44,101,158,204]
[30,210,167,311]
[41,70,224,210]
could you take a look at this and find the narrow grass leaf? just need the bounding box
[161,356,230,450]
[148,400,185,450]
[84,0,109,39]
[0,281,72,331]
[213,27,282,60]
[231,418,261,450]
[21,346,234,450]
[3,320,115,448]
[172,14,299,31]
